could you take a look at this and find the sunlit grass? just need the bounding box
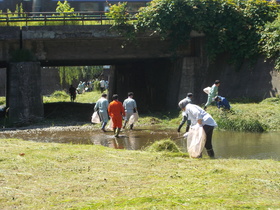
[43,90,104,104]
[0,138,279,209]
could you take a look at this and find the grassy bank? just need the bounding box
[1,138,279,209]
[1,92,280,131]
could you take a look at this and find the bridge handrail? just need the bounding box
[0,11,138,26]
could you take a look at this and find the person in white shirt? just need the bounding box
[177,93,193,133]
[184,103,218,158]
[123,92,137,130]
[100,79,106,93]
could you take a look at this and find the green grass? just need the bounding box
[0,138,279,209]
[43,90,103,104]
[207,98,280,132]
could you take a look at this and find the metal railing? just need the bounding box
[0,11,120,26]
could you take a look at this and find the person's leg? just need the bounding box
[204,96,212,110]
[203,125,215,158]
[101,122,107,132]
[177,116,187,132]
[124,112,132,129]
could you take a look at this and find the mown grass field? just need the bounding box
[1,138,279,209]
[0,92,279,209]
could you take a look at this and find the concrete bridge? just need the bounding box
[0,25,207,124]
[0,25,279,125]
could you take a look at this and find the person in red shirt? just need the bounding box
[108,94,125,137]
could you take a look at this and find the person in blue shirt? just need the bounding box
[94,93,109,132]
[214,96,231,110]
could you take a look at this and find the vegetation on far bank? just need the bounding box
[0,138,279,209]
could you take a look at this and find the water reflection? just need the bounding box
[0,128,279,160]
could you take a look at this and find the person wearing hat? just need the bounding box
[94,93,109,132]
[177,93,193,133]
[108,94,125,137]
[204,80,220,110]
[123,92,138,130]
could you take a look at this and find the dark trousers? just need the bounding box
[203,125,214,150]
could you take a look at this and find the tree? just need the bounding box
[107,0,279,70]
[56,1,74,14]
[260,13,280,70]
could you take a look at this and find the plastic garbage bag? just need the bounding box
[91,111,100,124]
[128,112,139,125]
[106,119,113,131]
[183,132,189,138]
[187,124,206,158]
[203,87,211,95]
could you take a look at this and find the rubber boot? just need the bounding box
[130,124,134,130]
[207,148,215,158]
[186,125,190,132]
[115,128,120,138]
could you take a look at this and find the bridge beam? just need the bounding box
[7,62,43,125]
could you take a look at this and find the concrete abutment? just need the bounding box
[7,62,43,125]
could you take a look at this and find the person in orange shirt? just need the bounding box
[108,94,125,137]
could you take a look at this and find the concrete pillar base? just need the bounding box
[7,62,43,125]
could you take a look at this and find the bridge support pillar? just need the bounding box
[7,62,43,125]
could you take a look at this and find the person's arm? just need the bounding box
[94,101,99,112]
[133,100,138,112]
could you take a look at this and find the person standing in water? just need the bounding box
[94,93,109,132]
[108,94,125,138]
[123,92,138,130]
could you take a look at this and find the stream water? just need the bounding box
[0,127,279,160]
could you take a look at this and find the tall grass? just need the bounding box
[207,98,280,132]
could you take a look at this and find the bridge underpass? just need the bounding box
[1,25,206,124]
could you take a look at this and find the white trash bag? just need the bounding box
[106,119,113,131]
[128,112,139,125]
[187,124,206,158]
[91,111,101,124]
[203,87,211,95]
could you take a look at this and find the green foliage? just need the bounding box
[93,80,101,91]
[134,0,279,69]
[146,139,181,152]
[260,97,280,104]
[56,1,74,13]
[260,13,280,70]
[51,90,69,98]
[58,66,103,85]
[0,97,5,106]
[105,2,136,44]
[106,2,131,26]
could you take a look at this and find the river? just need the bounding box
[0,126,279,160]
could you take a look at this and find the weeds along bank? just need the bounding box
[0,138,279,209]
[207,97,280,132]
